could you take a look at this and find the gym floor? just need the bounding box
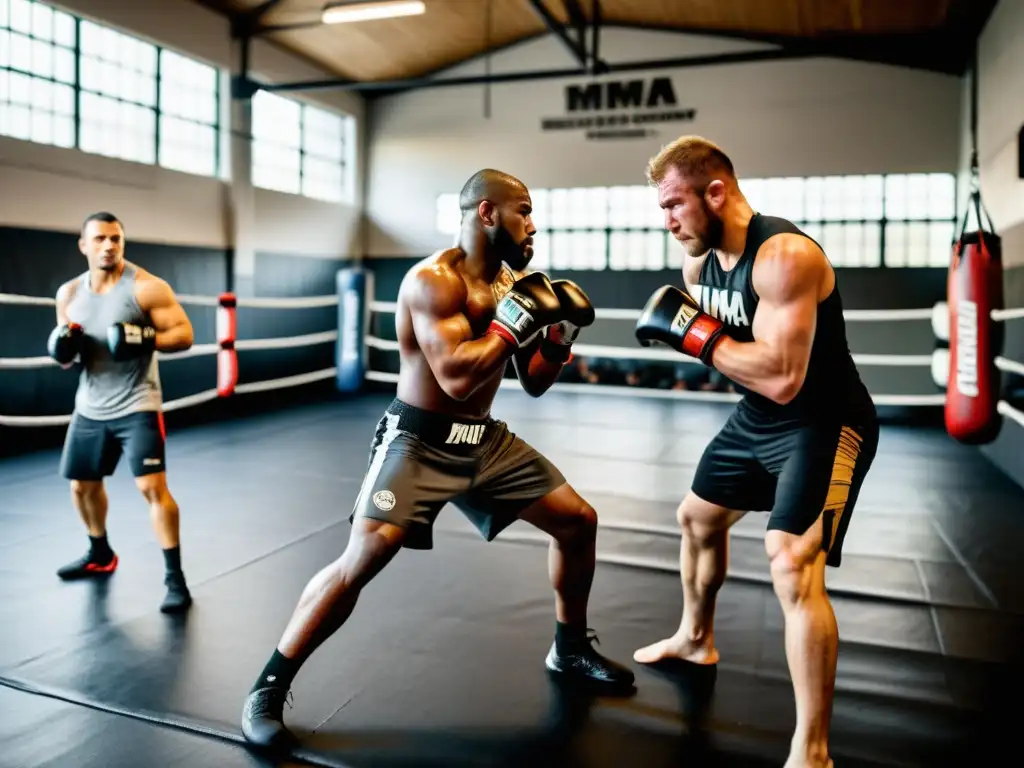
[1,391,1022,767]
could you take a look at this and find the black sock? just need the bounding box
[89,534,113,564]
[252,649,301,693]
[556,621,588,652]
[162,546,182,576]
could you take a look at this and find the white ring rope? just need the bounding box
[1,286,1022,428]
[370,301,954,323]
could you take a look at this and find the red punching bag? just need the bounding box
[945,188,1004,444]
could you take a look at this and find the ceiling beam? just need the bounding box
[259,47,809,95]
[563,0,588,47]
[526,0,589,68]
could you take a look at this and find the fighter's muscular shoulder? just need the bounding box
[751,233,832,303]
[402,250,470,322]
[55,277,81,323]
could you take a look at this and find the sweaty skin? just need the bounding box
[396,249,559,418]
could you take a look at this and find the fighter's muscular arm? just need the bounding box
[707,236,826,404]
[135,275,194,353]
[407,265,515,401]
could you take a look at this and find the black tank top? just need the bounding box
[695,213,872,419]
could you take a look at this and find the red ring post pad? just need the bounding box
[945,230,1004,444]
[337,267,370,393]
[217,292,238,397]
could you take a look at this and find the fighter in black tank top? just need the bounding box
[695,213,871,419]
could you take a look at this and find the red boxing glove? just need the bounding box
[635,285,724,364]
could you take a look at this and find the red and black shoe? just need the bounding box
[56,551,119,580]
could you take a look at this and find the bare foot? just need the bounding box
[633,635,719,665]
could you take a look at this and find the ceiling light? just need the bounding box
[322,1,426,24]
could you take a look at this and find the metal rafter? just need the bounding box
[526,0,588,68]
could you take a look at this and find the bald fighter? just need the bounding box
[632,137,878,768]
[242,169,634,749]
[49,212,195,613]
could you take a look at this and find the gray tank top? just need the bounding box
[65,262,162,420]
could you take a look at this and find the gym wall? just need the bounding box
[960,0,1024,488]
[0,0,363,426]
[363,27,963,399]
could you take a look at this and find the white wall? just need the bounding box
[365,27,964,257]
[0,0,364,257]
[957,0,1024,266]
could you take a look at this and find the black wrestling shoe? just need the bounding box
[241,686,297,750]
[545,630,635,693]
[56,551,118,580]
[160,572,192,613]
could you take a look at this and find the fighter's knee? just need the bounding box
[137,475,172,506]
[554,499,597,545]
[766,533,819,606]
[677,497,719,545]
[70,480,102,499]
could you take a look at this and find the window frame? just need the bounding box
[1,0,221,176]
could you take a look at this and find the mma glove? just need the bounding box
[47,323,84,366]
[107,322,157,361]
[541,279,595,363]
[487,271,567,348]
[635,285,725,365]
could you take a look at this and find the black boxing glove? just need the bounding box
[541,279,595,363]
[635,285,725,364]
[47,323,84,366]
[107,322,157,361]
[487,271,566,348]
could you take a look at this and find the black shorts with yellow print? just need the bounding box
[691,400,879,567]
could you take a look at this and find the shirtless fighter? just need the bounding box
[632,137,878,768]
[241,169,634,749]
[48,212,195,613]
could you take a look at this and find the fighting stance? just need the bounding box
[633,137,878,768]
[242,169,634,749]
[48,212,195,613]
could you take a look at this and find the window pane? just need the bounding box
[79,20,102,56]
[861,223,881,267]
[627,231,648,270]
[803,177,824,221]
[550,230,571,270]
[608,186,630,228]
[9,0,30,35]
[29,74,49,109]
[30,1,50,40]
[530,231,550,270]
[565,230,606,270]
[884,222,906,267]
[530,189,549,231]
[666,231,684,269]
[823,177,847,221]
[29,37,49,76]
[885,175,906,219]
[53,44,72,83]
[8,69,28,103]
[0,31,7,68]
[822,223,846,265]
[53,112,72,146]
[53,12,74,48]
[609,231,629,270]
[549,188,569,228]
[29,107,48,142]
[0,0,8,28]
[643,230,665,269]
[907,221,929,265]
[929,221,954,267]
[10,30,28,70]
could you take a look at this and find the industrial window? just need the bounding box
[158,48,219,177]
[0,0,77,149]
[0,1,222,177]
[435,173,957,269]
[78,19,158,165]
[251,91,349,203]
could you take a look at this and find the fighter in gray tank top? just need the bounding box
[65,262,162,420]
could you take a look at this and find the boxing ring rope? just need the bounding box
[2,274,1023,431]
[0,290,341,427]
